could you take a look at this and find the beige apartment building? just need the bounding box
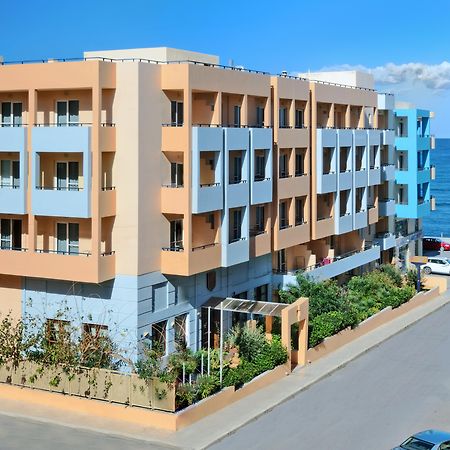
[0,48,396,358]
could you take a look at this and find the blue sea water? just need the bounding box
[422,138,450,237]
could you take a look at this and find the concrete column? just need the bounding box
[213,91,222,126]
[184,87,193,251]
[91,81,102,259]
[345,105,351,128]
[358,107,365,128]
[328,103,335,128]
[242,94,248,127]
[289,98,295,128]
[27,89,37,252]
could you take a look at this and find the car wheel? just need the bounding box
[423,266,432,275]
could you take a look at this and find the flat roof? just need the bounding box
[203,297,288,317]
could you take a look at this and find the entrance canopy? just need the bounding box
[202,297,289,318]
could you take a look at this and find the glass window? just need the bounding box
[254,284,268,301]
[256,106,264,127]
[170,162,184,187]
[57,100,79,126]
[0,219,11,249]
[0,160,19,188]
[174,314,188,349]
[171,101,184,126]
[206,271,216,291]
[170,219,183,250]
[295,109,304,128]
[277,249,286,273]
[255,206,265,232]
[151,320,167,354]
[233,105,241,127]
[230,208,242,242]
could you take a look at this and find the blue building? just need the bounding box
[394,105,435,264]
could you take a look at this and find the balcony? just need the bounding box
[161,125,189,151]
[275,222,309,250]
[100,125,116,152]
[355,169,367,188]
[335,213,352,235]
[368,167,381,186]
[32,125,90,152]
[222,236,249,267]
[274,245,381,286]
[417,166,431,184]
[417,135,431,151]
[250,128,272,205]
[373,232,396,251]
[314,216,334,240]
[33,186,91,218]
[161,185,187,214]
[277,127,308,148]
[160,243,222,276]
[379,198,395,217]
[368,205,379,224]
[250,230,271,258]
[0,248,115,283]
[382,129,395,146]
[381,164,395,181]
[278,174,309,199]
[100,188,116,217]
[338,170,352,190]
[0,126,26,152]
[354,210,367,230]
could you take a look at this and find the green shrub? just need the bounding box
[308,311,346,348]
[379,264,403,287]
[226,325,266,362]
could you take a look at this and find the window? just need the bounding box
[254,284,268,301]
[170,219,183,250]
[0,219,22,250]
[56,223,79,254]
[174,314,188,349]
[295,150,304,176]
[279,153,289,178]
[233,105,241,127]
[279,107,288,128]
[279,201,289,229]
[56,161,79,191]
[255,152,266,181]
[277,249,287,273]
[295,109,304,128]
[229,153,242,184]
[56,100,79,126]
[206,270,216,291]
[256,106,264,127]
[355,146,365,171]
[206,213,215,229]
[83,323,108,337]
[46,319,70,345]
[255,206,265,232]
[170,162,184,187]
[1,102,22,127]
[0,160,19,188]
[151,320,167,354]
[171,101,184,126]
[295,198,304,225]
[230,208,242,243]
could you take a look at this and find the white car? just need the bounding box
[423,257,450,275]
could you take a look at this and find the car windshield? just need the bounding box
[400,436,435,450]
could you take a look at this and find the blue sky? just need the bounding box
[2,0,450,135]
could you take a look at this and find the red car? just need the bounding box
[423,238,450,251]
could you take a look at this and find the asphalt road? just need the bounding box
[211,302,450,450]
[0,414,170,450]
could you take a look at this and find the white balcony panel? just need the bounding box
[0,127,26,151]
[368,129,381,145]
[373,233,396,250]
[222,238,249,267]
[305,246,380,282]
[318,173,337,194]
[355,170,367,188]
[250,127,272,205]
[335,213,353,235]
[379,199,396,217]
[368,168,381,186]
[227,182,249,208]
[354,210,367,230]
[383,130,395,146]
[32,126,90,152]
[339,171,352,190]
[381,164,395,181]
[192,127,223,213]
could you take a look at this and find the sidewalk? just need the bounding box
[1,291,449,450]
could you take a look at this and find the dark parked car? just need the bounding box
[392,430,450,449]
[423,237,450,251]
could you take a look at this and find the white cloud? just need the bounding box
[314,61,450,91]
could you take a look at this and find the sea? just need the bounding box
[423,138,450,237]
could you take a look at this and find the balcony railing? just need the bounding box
[0,183,20,189]
[35,249,91,256]
[279,223,292,230]
[229,236,246,244]
[36,186,83,191]
[254,176,270,182]
[0,247,27,252]
[192,242,219,251]
[162,243,184,252]
[250,228,267,237]
[162,183,184,188]
[200,182,220,187]
[101,186,116,191]
[34,123,91,127]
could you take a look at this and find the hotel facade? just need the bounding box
[0,48,431,359]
